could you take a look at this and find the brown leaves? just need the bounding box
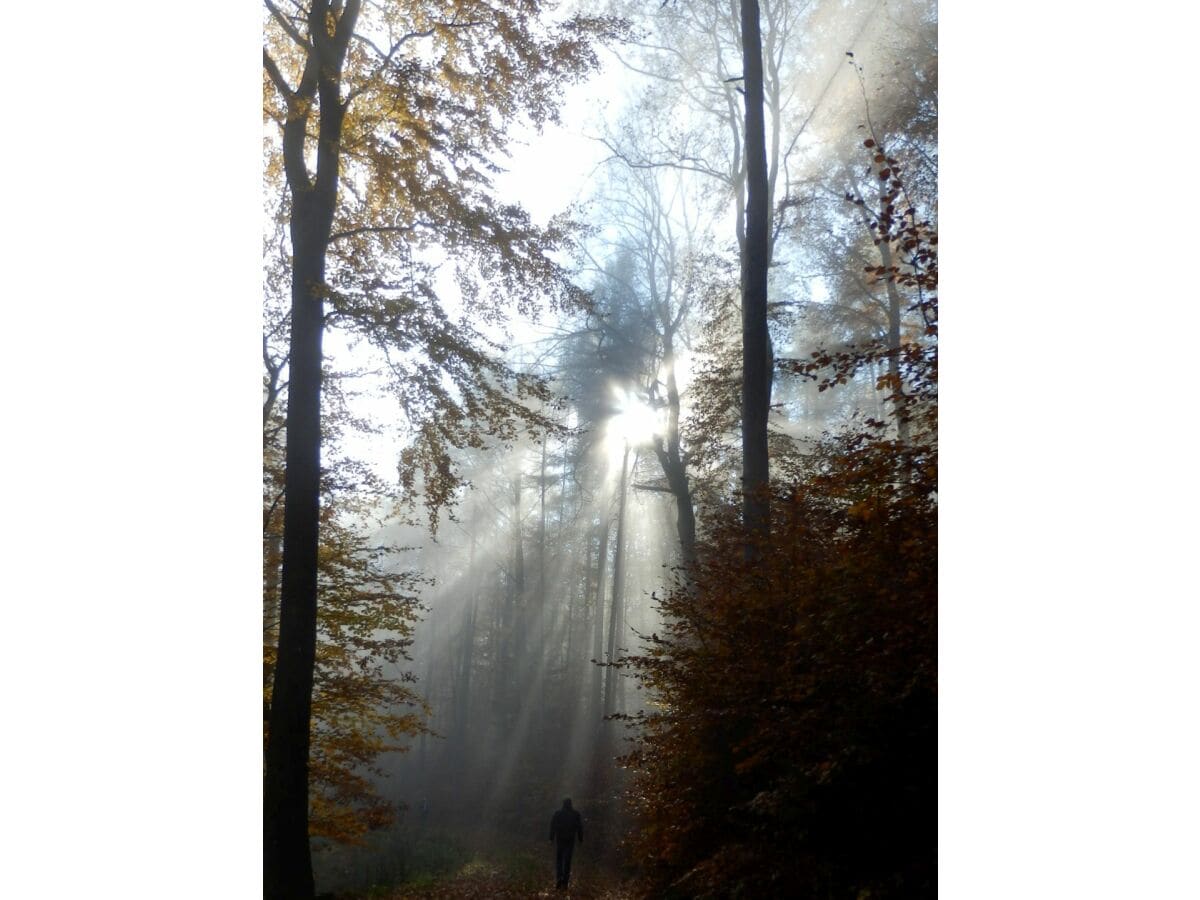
[615,144,938,898]
[265,367,431,846]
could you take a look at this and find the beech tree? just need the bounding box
[620,147,937,897]
[739,0,772,543]
[600,0,914,540]
[599,0,822,539]
[261,2,623,896]
[256,0,937,892]
[776,26,938,446]
[580,164,706,565]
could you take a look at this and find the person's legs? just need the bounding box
[555,842,569,887]
[561,842,575,886]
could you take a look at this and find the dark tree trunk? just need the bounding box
[740,0,772,549]
[263,4,359,897]
[662,454,696,565]
[264,220,326,900]
[265,189,342,900]
[654,339,696,566]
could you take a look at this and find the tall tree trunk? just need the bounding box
[265,229,325,900]
[537,438,548,718]
[740,0,772,550]
[505,476,525,726]
[263,8,359,895]
[454,585,477,768]
[655,337,696,566]
[604,446,633,718]
[459,528,478,744]
[590,519,609,726]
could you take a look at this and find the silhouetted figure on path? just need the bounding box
[549,797,583,889]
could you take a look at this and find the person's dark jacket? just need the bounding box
[550,806,583,846]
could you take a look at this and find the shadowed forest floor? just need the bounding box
[318,843,637,900]
[328,860,635,899]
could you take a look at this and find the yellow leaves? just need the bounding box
[265,401,428,845]
[437,58,463,93]
[846,498,880,523]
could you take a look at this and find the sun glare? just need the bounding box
[604,387,661,458]
[661,348,695,395]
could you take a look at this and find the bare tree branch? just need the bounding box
[597,137,731,185]
[264,0,311,51]
[263,48,294,99]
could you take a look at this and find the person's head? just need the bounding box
[562,798,572,809]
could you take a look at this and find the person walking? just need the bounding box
[549,797,583,889]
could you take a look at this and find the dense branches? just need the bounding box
[262,3,625,896]
[619,150,937,898]
[264,369,430,846]
[259,1,937,894]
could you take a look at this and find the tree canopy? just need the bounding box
[263,3,625,896]
[261,2,937,897]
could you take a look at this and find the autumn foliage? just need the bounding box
[264,372,430,845]
[617,146,936,898]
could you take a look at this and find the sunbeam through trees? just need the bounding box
[263,1,936,897]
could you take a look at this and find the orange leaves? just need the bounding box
[846,497,880,523]
[265,371,430,845]
[615,142,938,898]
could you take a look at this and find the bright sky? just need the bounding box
[332,50,642,485]
[494,45,640,225]
[495,89,610,225]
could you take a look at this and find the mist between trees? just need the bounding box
[264,0,936,897]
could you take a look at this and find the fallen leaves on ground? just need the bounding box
[366,863,635,899]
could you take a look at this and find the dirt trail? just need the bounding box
[362,866,636,899]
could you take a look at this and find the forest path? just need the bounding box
[356,863,635,899]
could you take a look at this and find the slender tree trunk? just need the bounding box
[461,528,479,735]
[455,586,477,768]
[740,0,773,549]
[418,616,437,775]
[590,520,609,725]
[506,476,525,726]
[878,237,910,444]
[514,476,525,599]
[604,446,633,718]
[537,438,548,717]
[489,564,505,740]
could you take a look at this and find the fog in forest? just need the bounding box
[263,0,937,895]
[314,435,683,891]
